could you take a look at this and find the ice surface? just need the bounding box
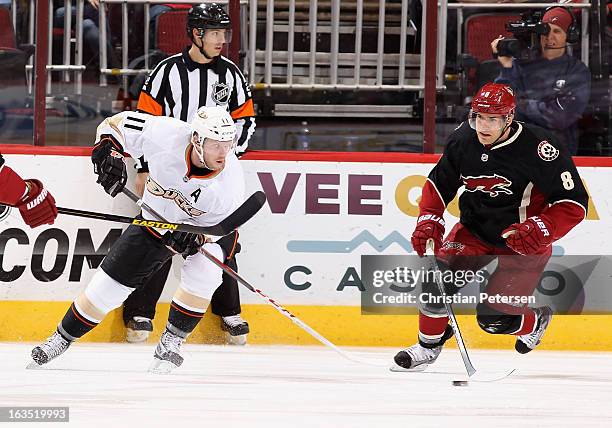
[1,343,611,427]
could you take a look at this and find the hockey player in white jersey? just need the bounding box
[30,106,246,373]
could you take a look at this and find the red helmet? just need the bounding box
[471,83,516,115]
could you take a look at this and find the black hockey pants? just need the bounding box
[122,231,242,324]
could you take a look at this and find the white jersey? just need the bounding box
[95,111,245,231]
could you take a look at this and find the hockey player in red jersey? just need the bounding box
[393,83,589,371]
[0,153,58,228]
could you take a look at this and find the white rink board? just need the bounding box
[0,154,610,305]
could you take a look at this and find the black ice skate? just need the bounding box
[515,306,553,354]
[126,316,153,343]
[221,315,249,346]
[149,328,185,374]
[29,332,72,367]
[391,325,454,372]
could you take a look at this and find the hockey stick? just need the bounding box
[57,189,265,236]
[128,190,387,367]
[56,206,234,236]
[425,240,477,377]
[424,241,515,382]
[196,245,387,367]
[122,188,266,237]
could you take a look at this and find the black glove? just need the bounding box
[161,231,203,257]
[91,135,127,197]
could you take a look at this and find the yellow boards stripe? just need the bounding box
[0,301,610,351]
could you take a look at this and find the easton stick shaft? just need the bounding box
[57,206,228,235]
[120,188,267,236]
[58,187,265,236]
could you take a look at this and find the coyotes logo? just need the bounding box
[461,174,513,197]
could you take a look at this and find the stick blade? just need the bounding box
[213,191,267,235]
[469,368,516,382]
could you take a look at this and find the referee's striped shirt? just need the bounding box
[137,48,255,154]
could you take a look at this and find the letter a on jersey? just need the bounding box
[191,188,202,203]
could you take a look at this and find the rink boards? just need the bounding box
[1,147,611,350]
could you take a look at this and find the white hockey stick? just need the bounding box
[197,246,387,367]
[425,239,477,377]
[126,189,387,368]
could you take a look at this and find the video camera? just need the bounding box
[497,11,550,61]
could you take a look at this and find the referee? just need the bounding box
[122,3,255,345]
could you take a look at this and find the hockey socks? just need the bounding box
[510,310,537,335]
[168,286,211,334]
[168,300,205,334]
[418,312,450,346]
[56,270,135,341]
[57,302,100,341]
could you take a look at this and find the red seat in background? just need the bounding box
[0,6,16,49]
[156,10,191,55]
[464,13,521,63]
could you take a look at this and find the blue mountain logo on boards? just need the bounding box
[287,230,413,254]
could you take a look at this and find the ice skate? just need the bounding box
[515,306,553,354]
[28,332,72,368]
[149,329,185,374]
[221,315,249,346]
[126,316,153,343]
[391,326,453,372]
[391,343,445,372]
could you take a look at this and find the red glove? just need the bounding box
[15,179,58,228]
[502,216,554,255]
[411,214,445,257]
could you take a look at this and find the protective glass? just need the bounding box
[203,29,232,43]
[468,111,509,131]
[203,138,233,155]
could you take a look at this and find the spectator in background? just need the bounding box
[407,0,535,70]
[54,0,119,69]
[491,7,591,154]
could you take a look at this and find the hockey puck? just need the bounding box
[452,380,469,386]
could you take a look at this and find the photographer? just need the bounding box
[491,7,591,154]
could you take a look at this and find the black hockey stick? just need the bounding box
[56,206,228,236]
[120,187,266,237]
[57,189,266,236]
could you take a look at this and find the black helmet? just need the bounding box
[187,3,231,40]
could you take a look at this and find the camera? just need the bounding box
[497,11,550,60]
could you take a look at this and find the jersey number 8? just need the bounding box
[561,171,575,190]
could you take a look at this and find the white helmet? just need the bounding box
[190,106,236,165]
